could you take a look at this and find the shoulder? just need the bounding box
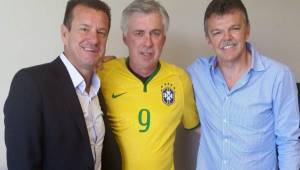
[188,56,212,69]
[13,61,54,82]
[97,57,127,83]
[187,56,212,73]
[259,55,294,79]
[187,56,213,82]
[103,57,125,68]
[249,43,293,79]
[160,60,188,78]
[9,58,67,92]
[98,58,125,74]
[253,54,297,96]
[6,63,54,104]
[160,60,192,88]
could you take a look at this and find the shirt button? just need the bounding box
[224,138,228,143]
[223,119,227,123]
[223,160,228,165]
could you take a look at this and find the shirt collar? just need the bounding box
[208,56,218,73]
[59,53,100,96]
[247,42,265,72]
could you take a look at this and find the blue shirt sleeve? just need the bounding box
[272,66,300,169]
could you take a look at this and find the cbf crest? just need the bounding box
[161,83,175,106]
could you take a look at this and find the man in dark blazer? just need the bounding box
[4,0,121,170]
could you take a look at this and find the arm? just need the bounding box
[4,69,43,170]
[194,126,201,136]
[273,67,300,170]
[181,70,200,129]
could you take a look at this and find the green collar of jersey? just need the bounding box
[126,57,161,92]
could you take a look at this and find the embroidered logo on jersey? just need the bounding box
[112,92,127,99]
[161,83,175,106]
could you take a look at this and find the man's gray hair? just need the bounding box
[121,0,169,35]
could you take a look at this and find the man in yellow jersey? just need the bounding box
[98,0,199,169]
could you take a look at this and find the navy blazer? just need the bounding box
[4,57,121,170]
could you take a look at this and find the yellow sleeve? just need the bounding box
[97,60,109,81]
[180,69,200,129]
[96,57,121,82]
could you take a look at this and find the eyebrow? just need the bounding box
[79,23,108,31]
[78,23,90,27]
[151,29,162,32]
[210,28,222,32]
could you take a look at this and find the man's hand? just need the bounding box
[194,126,201,136]
[103,55,116,62]
[97,55,116,70]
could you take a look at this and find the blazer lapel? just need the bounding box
[50,58,94,167]
[51,57,90,137]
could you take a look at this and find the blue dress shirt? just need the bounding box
[187,43,300,170]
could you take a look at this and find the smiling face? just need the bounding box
[123,12,166,75]
[61,4,109,72]
[206,9,250,65]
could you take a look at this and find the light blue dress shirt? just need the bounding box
[187,43,300,170]
[60,53,105,170]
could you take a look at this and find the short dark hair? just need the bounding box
[204,0,249,36]
[63,0,111,31]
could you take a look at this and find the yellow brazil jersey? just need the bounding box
[98,58,199,170]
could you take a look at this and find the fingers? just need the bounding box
[103,55,116,62]
[96,55,116,71]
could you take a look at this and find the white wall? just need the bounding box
[0,0,299,169]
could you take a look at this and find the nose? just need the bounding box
[223,31,233,40]
[88,30,100,45]
[144,34,153,47]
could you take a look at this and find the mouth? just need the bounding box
[140,51,153,57]
[222,45,235,50]
[80,45,99,54]
[140,48,154,57]
[220,41,237,50]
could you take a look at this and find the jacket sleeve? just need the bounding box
[4,69,43,170]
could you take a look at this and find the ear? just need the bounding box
[60,25,69,45]
[205,35,213,49]
[162,34,166,46]
[123,34,128,46]
[245,23,250,40]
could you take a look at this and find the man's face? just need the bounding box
[61,5,109,72]
[123,12,166,71]
[206,9,250,64]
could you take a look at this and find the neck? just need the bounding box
[78,68,94,93]
[63,52,97,93]
[129,62,157,78]
[218,51,251,90]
